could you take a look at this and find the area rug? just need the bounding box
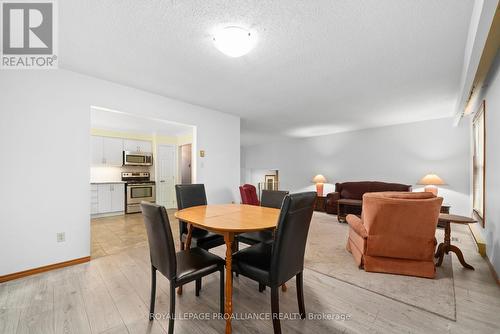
[304,212,456,321]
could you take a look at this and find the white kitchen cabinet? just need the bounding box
[123,139,152,153]
[93,183,125,215]
[91,136,104,165]
[97,184,112,213]
[91,136,124,166]
[110,183,125,212]
[90,184,99,214]
[102,137,123,166]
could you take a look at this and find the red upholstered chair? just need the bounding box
[239,184,260,206]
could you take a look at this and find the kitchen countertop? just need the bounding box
[90,181,126,184]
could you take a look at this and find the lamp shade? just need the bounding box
[312,174,327,183]
[417,174,446,185]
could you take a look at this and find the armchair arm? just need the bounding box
[346,214,368,238]
[325,192,340,214]
[326,192,340,201]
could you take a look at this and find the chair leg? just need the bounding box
[149,265,157,321]
[259,283,266,292]
[219,268,225,315]
[177,243,185,296]
[232,241,239,277]
[271,286,281,334]
[169,282,176,334]
[296,272,306,319]
[195,278,201,297]
[177,242,185,296]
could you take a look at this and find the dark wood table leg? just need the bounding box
[435,245,445,267]
[177,224,194,295]
[435,221,474,270]
[337,203,344,223]
[435,243,443,258]
[435,222,450,267]
[448,245,475,270]
[224,232,234,334]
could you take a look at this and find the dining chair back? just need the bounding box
[239,184,260,205]
[175,184,208,239]
[271,191,316,286]
[261,190,289,209]
[142,201,177,280]
[176,184,207,209]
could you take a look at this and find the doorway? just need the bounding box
[89,106,195,258]
[156,144,177,208]
[180,143,192,184]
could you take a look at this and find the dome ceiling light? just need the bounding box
[212,26,257,57]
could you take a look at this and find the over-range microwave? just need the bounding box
[123,151,153,166]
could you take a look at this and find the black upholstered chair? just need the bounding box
[237,190,289,246]
[232,192,316,334]
[141,202,224,334]
[175,184,225,251]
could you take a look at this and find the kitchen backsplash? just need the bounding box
[90,165,153,182]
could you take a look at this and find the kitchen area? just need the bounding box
[90,107,194,257]
[91,139,157,216]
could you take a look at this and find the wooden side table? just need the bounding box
[440,205,451,214]
[435,214,477,270]
[437,205,451,228]
[314,196,327,212]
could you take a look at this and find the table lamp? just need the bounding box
[417,174,446,196]
[312,174,327,196]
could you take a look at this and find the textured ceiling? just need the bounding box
[60,0,475,146]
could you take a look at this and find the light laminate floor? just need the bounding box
[1,212,499,334]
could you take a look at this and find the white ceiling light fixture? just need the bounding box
[213,26,257,57]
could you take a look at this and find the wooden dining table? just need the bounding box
[175,204,281,334]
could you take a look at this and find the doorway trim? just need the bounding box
[155,143,178,209]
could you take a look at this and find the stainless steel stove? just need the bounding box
[121,172,156,214]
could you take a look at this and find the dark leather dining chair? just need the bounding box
[175,184,225,251]
[175,184,225,294]
[141,202,224,334]
[237,190,289,246]
[232,192,316,334]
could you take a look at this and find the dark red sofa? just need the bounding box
[325,181,412,214]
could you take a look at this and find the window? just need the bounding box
[472,101,485,227]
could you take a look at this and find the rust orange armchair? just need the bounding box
[346,192,443,278]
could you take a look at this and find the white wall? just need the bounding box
[466,51,500,275]
[242,117,471,215]
[0,69,240,276]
